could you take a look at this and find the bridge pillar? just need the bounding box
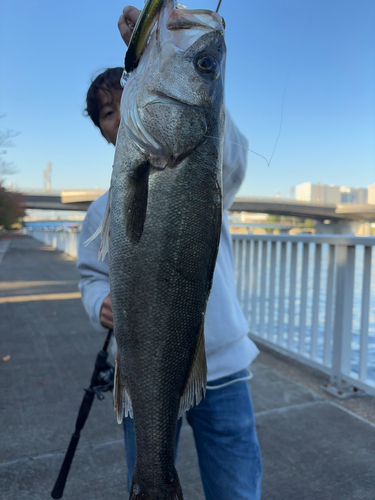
[355,222,372,236]
[314,221,371,235]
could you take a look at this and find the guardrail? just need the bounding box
[27,229,80,258]
[28,227,375,397]
[232,233,375,397]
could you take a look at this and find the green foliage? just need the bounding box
[266,214,282,223]
[305,218,314,229]
[0,182,25,229]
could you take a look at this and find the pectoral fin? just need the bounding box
[126,162,150,244]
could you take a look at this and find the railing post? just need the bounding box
[324,244,358,398]
[236,239,244,305]
[359,247,372,381]
[251,240,259,333]
[259,241,268,337]
[311,243,322,360]
[298,243,309,355]
[267,241,277,340]
[287,242,297,350]
[242,240,251,322]
[277,241,287,345]
[323,245,335,366]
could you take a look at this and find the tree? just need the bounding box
[0,117,24,229]
[266,214,282,223]
[0,182,25,229]
[0,128,20,177]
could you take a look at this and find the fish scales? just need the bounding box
[100,2,226,498]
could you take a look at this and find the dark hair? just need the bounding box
[85,67,123,128]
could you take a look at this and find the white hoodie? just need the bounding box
[77,111,258,381]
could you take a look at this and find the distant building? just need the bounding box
[295,182,340,204]
[340,187,367,204]
[296,182,368,204]
[368,184,375,205]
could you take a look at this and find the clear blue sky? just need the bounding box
[1,0,374,198]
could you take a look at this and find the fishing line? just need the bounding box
[205,135,270,167]
[206,368,253,390]
[209,0,314,169]
[267,0,314,166]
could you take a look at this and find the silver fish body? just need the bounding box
[106,3,226,499]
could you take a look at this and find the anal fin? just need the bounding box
[114,355,133,424]
[178,324,207,417]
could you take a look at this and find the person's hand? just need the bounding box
[100,293,114,329]
[118,6,141,46]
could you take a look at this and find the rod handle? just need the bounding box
[51,433,80,499]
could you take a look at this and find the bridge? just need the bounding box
[21,191,375,234]
[231,198,375,222]
[22,190,106,211]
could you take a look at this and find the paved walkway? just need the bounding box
[1,234,374,500]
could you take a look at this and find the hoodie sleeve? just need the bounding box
[77,194,110,334]
[222,110,248,210]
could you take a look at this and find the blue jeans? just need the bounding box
[123,369,262,500]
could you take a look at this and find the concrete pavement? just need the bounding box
[1,234,374,500]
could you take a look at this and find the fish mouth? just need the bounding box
[144,91,205,111]
[166,8,225,33]
[138,91,208,164]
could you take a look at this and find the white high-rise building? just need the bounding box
[295,182,314,202]
[296,182,368,204]
[295,182,340,204]
[368,184,375,205]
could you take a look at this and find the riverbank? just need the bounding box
[1,233,374,500]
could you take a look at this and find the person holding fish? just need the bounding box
[78,2,262,499]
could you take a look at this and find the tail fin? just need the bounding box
[129,469,183,499]
[129,490,183,500]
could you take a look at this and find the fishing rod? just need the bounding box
[51,329,114,499]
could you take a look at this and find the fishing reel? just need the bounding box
[86,361,115,401]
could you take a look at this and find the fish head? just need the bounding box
[120,2,226,164]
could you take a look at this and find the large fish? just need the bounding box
[98,2,226,498]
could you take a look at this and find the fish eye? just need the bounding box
[195,54,219,80]
[196,55,217,72]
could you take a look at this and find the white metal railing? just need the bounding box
[232,233,375,397]
[28,227,375,396]
[27,229,81,258]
